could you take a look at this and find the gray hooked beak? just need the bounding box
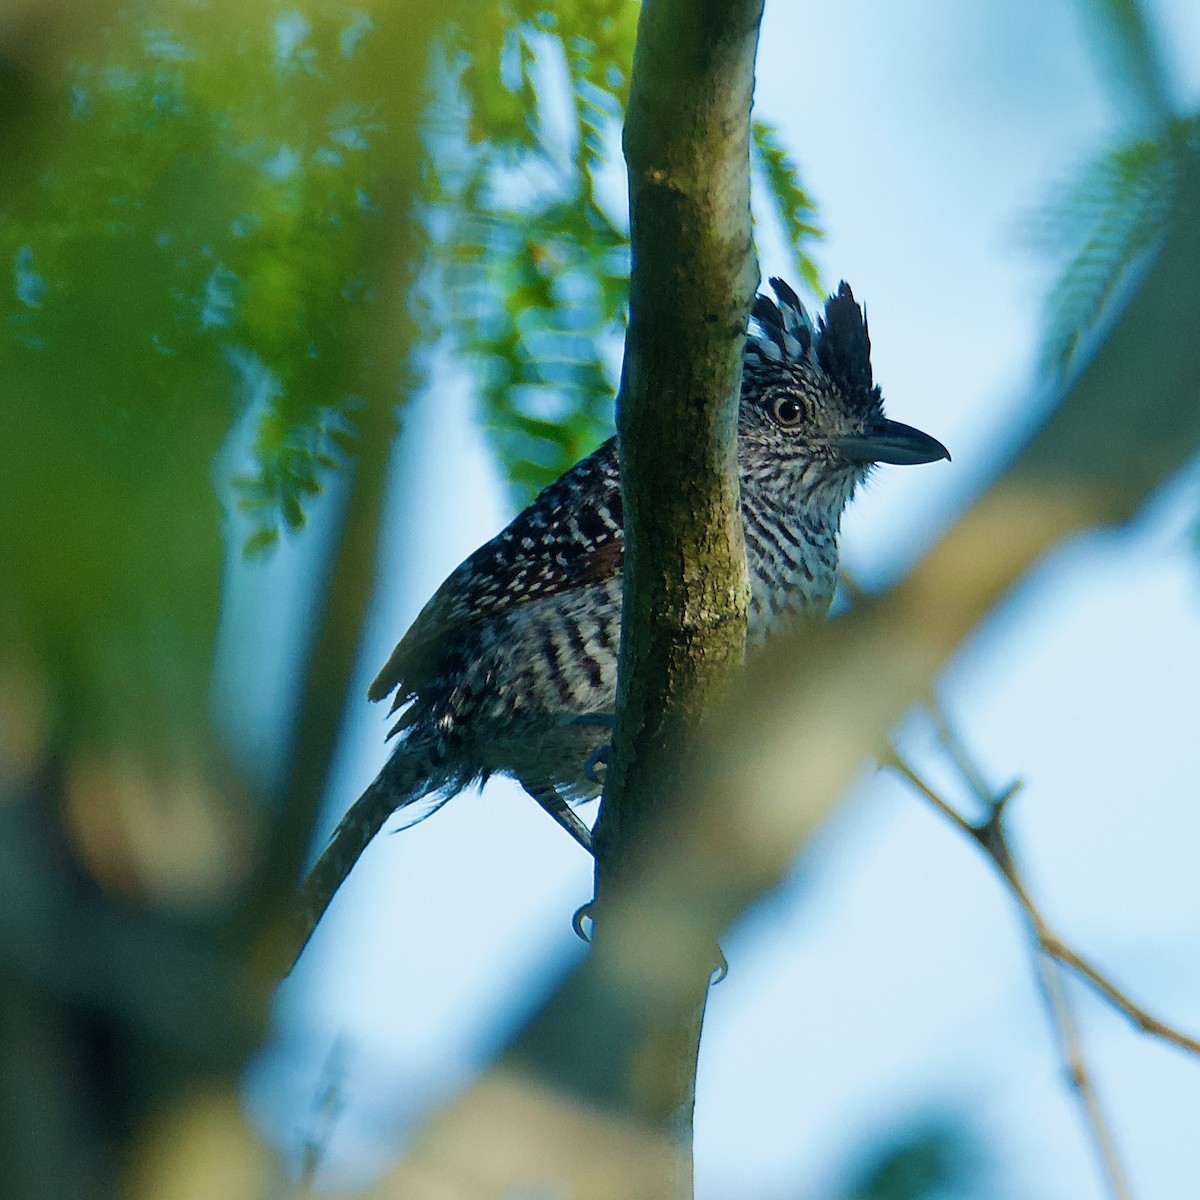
[837,419,950,466]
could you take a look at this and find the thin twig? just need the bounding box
[926,701,995,815]
[1032,953,1133,1200]
[885,755,972,834]
[298,1037,349,1194]
[1041,933,1200,1057]
[889,748,1200,1059]
[886,735,1142,1200]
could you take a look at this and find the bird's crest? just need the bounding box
[749,277,817,366]
[747,278,881,415]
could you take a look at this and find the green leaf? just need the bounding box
[427,4,637,501]
[243,526,280,558]
[1,3,416,542]
[752,118,825,297]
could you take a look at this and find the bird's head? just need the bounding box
[739,278,948,508]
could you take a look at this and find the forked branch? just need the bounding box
[889,710,1200,1200]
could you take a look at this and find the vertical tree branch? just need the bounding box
[574,0,763,1187]
[1033,957,1134,1200]
[600,0,762,855]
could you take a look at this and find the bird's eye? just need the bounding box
[770,394,806,428]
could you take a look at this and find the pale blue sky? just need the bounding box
[235,3,1200,1195]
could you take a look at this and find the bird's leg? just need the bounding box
[571,712,615,728]
[522,782,593,854]
[532,715,729,979]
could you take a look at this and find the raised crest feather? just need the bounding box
[749,276,817,365]
[816,281,877,408]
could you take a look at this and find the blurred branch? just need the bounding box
[0,791,261,1067]
[1043,941,1200,1057]
[1034,961,1132,1200]
[0,767,263,1200]
[238,11,445,967]
[299,1038,349,1194]
[238,356,398,960]
[885,746,1135,1200]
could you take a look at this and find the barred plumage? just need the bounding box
[293,279,949,959]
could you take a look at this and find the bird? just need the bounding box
[291,278,948,961]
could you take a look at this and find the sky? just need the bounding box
[231,2,1200,1196]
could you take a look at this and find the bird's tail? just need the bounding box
[286,747,445,970]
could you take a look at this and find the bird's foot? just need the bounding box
[583,743,609,784]
[571,712,614,784]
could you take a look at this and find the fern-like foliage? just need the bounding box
[1034,113,1200,375]
[752,119,824,297]
[431,12,826,503]
[427,2,637,503]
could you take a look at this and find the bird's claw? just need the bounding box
[583,744,609,784]
[711,948,729,985]
[571,902,593,943]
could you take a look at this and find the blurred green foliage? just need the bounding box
[1,2,402,568]
[429,1,638,501]
[1033,0,1198,379]
[2,0,826,547]
[840,1117,985,1200]
[1034,113,1200,374]
[10,0,1192,596]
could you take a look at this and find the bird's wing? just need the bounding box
[369,437,624,708]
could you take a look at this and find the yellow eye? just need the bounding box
[771,394,805,427]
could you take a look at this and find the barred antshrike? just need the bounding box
[294,279,948,957]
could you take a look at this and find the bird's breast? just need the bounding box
[741,501,839,643]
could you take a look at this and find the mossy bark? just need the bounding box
[510,1,767,1193]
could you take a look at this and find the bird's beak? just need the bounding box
[837,419,950,466]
